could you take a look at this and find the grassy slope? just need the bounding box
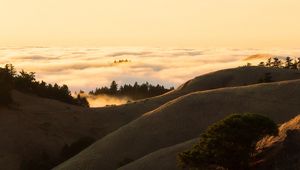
[122,114,300,170]
[55,79,300,170]
[119,138,198,170]
[2,66,300,170]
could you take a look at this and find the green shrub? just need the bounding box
[178,113,278,170]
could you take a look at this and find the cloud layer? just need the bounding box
[1,47,300,94]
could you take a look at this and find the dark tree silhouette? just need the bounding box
[0,66,13,105]
[266,58,272,67]
[60,136,95,162]
[258,72,273,83]
[284,57,293,69]
[0,64,89,107]
[255,57,300,71]
[178,113,278,170]
[90,81,174,101]
[258,62,265,67]
[272,57,282,68]
[110,80,118,95]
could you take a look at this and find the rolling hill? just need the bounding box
[55,79,300,170]
[2,66,300,170]
[120,114,300,170]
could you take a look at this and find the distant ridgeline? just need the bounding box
[0,64,89,107]
[246,57,300,83]
[89,81,174,101]
[249,56,300,69]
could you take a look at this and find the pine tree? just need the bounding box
[272,57,282,68]
[285,57,293,69]
[110,81,118,95]
[266,58,272,67]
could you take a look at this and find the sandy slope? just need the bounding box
[55,79,300,170]
[2,66,300,170]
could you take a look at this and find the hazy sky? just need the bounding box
[1,0,299,47]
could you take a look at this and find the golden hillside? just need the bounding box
[55,79,300,170]
[2,66,300,170]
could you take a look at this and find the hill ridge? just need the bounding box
[55,78,300,170]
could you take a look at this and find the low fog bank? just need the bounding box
[86,94,131,107]
[2,47,300,93]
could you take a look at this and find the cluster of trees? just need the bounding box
[178,113,278,170]
[113,59,131,64]
[0,64,89,107]
[257,57,300,69]
[89,81,174,101]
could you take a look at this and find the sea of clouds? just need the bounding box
[1,47,300,106]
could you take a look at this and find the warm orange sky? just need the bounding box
[0,0,299,47]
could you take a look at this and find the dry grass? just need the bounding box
[119,138,198,170]
[55,79,300,170]
[254,115,300,170]
[2,66,300,170]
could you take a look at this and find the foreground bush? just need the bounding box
[178,113,278,170]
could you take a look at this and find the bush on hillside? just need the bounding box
[0,66,13,106]
[178,113,278,170]
[60,136,95,162]
[258,72,273,83]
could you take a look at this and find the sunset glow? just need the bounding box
[0,0,300,47]
[1,0,300,106]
